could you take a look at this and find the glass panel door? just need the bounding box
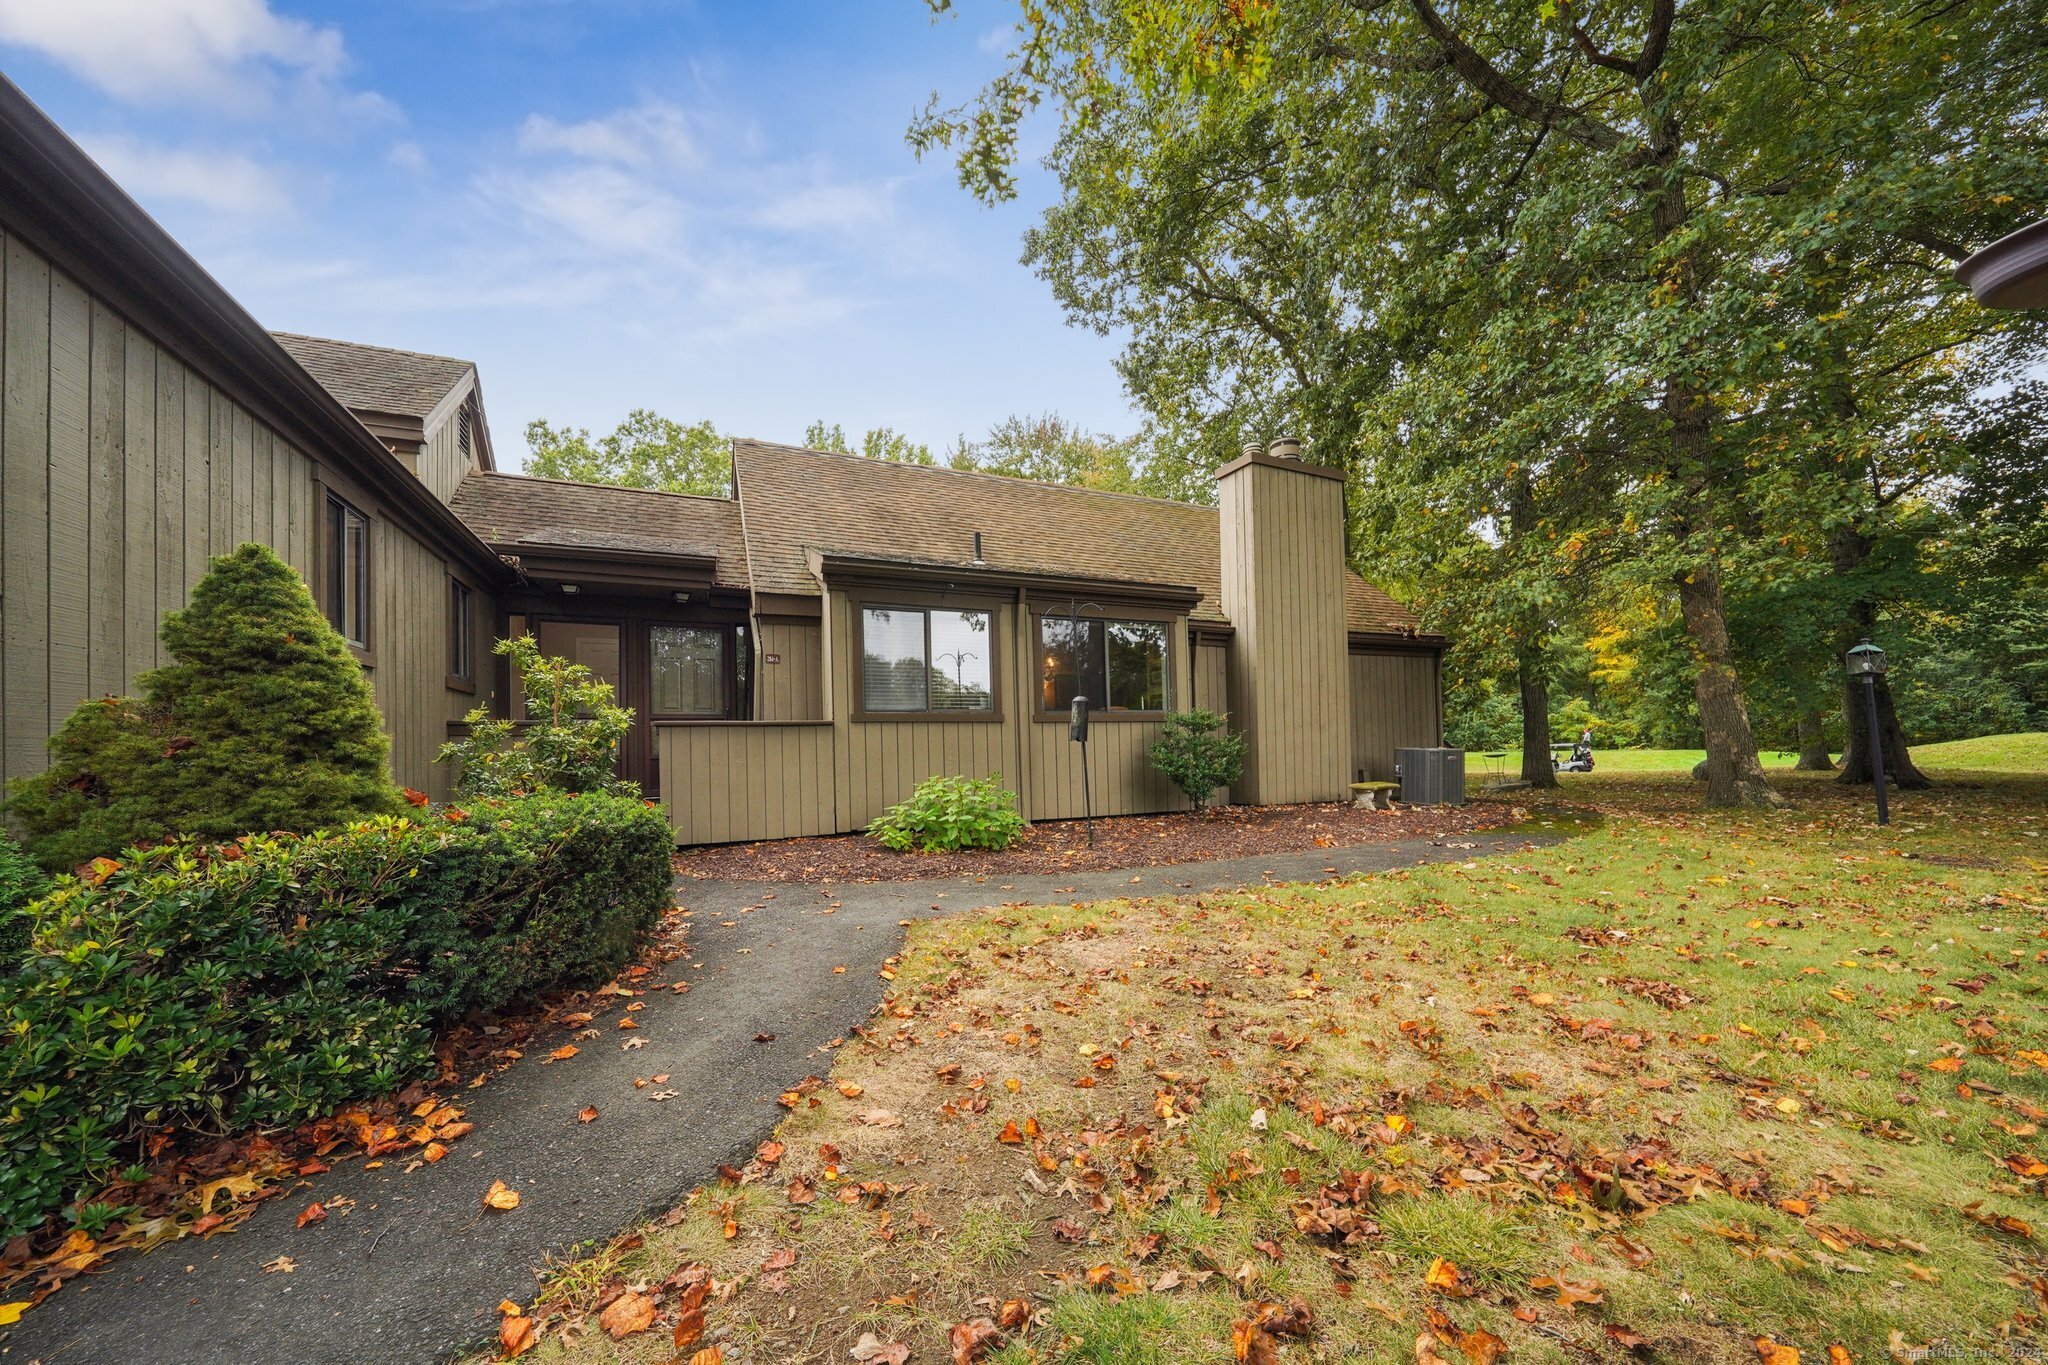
[651,626,727,717]
[534,620,622,714]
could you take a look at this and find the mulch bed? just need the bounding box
[673,800,1522,883]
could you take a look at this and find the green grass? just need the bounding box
[503,769,2048,1365]
[1478,746,1804,779]
[1477,730,2047,784]
[1914,731,2048,773]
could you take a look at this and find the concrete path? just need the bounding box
[2,834,1544,1365]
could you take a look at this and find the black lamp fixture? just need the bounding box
[1844,638,1890,826]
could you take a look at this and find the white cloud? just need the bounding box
[475,162,687,258]
[77,132,291,216]
[978,24,1016,54]
[755,178,898,232]
[517,102,698,173]
[0,0,380,115]
[387,140,428,174]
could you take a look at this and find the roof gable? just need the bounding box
[272,332,475,424]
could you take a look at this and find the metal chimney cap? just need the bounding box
[1240,440,1265,460]
[1267,435,1303,460]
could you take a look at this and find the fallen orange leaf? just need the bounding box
[600,1291,655,1339]
[1425,1258,1472,1297]
[949,1318,1001,1364]
[498,1314,537,1359]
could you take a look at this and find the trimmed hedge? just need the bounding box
[0,833,50,962]
[0,791,672,1238]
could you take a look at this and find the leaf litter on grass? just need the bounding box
[494,771,2048,1364]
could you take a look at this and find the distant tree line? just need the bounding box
[523,410,1216,504]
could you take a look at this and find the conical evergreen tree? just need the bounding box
[6,543,402,868]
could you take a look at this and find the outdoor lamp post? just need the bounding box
[1844,639,1890,827]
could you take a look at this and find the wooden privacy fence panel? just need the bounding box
[837,719,1011,831]
[1025,717,1185,821]
[658,722,838,846]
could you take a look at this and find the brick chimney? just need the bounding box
[1217,438,1352,804]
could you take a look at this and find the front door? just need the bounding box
[533,619,650,792]
[512,611,751,798]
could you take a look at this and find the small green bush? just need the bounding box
[1147,709,1246,811]
[0,791,671,1238]
[0,832,51,962]
[440,636,638,799]
[5,543,401,871]
[869,774,1026,853]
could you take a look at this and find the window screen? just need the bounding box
[448,579,473,681]
[1039,616,1168,711]
[325,495,369,647]
[861,607,993,713]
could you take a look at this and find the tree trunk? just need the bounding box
[1837,674,1926,787]
[1639,105,1776,810]
[1794,709,1832,770]
[1506,470,1558,790]
[1676,561,1784,808]
[1827,528,1929,789]
[1518,647,1558,788]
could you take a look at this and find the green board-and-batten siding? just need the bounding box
[756,619,824,721]
[1348,647,1442,783]
[1218,457,1352,804]
[0,229,484,800]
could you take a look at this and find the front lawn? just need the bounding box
[506,771,2048,1363]
[1479,731,2048,783]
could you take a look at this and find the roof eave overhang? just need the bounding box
[1957,218,2048,310]
[809,550,1204,614]
[350,409,428,452]
[494,540,720,593]
[1349,630,1445,652]
[0,76,506,585]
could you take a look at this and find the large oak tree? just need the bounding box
[914,0,2047,806]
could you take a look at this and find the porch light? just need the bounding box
[560,583,580,595]
[1844,640,1886,678]
[674,591,691,604]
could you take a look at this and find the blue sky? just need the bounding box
[0,0,1135,463]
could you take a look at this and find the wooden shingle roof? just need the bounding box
[730,440,1425,636]
[448,471,748,586]
[272,332,474,420]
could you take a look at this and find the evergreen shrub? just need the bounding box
[0,833,49,962]
[5,544,401,870]
[440,635,637,798]
[0,791,671,1238]
[1147,709,1246,811]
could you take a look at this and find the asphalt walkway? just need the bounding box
[3,833,1545,1364]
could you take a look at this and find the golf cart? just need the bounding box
[1551,732,1595,773]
